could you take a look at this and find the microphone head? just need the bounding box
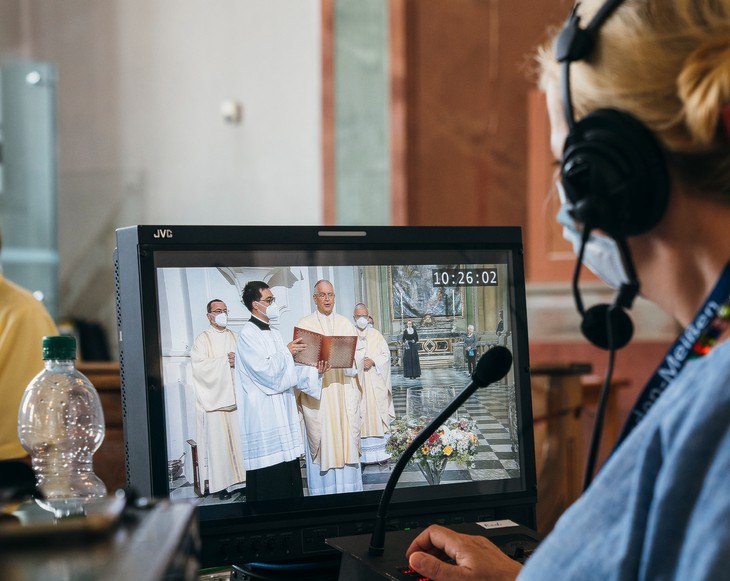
[472,346,513,387]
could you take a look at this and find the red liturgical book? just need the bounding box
[292,327,357,368]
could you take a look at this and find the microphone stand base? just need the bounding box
[327,521,541,581]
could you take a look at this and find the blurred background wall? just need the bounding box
[0,0,677,430]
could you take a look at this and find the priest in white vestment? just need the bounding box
[190,299,246,498]
[353,303,395,464]
[236,281,325,501]
[296,280,364,495]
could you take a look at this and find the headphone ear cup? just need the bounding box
[561,108,669,237]
[571,194,613,232]
[581,303,634,350]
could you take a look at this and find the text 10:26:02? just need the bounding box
[431,269,499,287]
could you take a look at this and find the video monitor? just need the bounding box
[114,225,536,568]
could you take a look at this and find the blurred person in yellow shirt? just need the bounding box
[0,228,58,462]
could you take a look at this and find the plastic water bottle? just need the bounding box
[17,335,107,517]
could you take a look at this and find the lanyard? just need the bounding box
[616,261,730,446]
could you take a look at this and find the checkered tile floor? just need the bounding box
[170,365,521,503]
[362,366,521,491]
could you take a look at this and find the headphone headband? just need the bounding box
[556,0,627,63]
[556,0,627,129]
[555,0,669,351]
[556,0,669,238]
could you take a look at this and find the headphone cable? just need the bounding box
[582,305,618,491]
[572,226,620,490]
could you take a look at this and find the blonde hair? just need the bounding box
[538,0,730,199]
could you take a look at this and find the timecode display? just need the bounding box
[432,268,499,287]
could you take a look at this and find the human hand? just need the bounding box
[317,360,331,374]
[228,352,235,368]
[363,357,374,370]
[288,337,306,357]
[406,525,522,581]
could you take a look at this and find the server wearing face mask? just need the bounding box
[190,298,246,499]
[353,303,395,465]
[235,281,325,502]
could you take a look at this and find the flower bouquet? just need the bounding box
[386,417,479,485]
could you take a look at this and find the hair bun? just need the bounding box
[678,35,730,145]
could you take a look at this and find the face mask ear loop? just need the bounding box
[571,224,593,317]
[614,236,641,311]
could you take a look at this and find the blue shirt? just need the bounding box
[521,339,730,580]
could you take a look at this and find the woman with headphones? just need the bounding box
[405,1,730,579]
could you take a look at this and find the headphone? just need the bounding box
[555,0,670,350]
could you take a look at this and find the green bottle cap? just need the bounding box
[42,335,77,360]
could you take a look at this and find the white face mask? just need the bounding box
[556,181,630,290]
[355,316,368,330]
[261,302,280,321]
[214,313,228,328]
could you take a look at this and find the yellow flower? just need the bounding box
[421,446,430,455]
[443,446,453,456]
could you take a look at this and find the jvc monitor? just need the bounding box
[114,225,536,568]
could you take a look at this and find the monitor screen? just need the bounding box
[114,225,536,568]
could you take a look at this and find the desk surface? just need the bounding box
[0,499,199,581]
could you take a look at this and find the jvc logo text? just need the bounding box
[153,228,173,239]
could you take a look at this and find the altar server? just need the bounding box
[190,299,245,498]
[236,281,324,501]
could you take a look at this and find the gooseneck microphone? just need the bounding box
[368,346,514,557]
